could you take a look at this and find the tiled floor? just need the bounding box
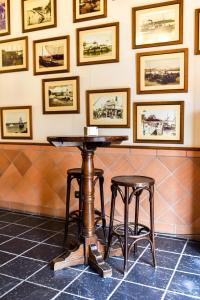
[0,209,200,300]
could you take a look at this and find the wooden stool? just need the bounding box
[64,168,106,248]
[105,175,156,274]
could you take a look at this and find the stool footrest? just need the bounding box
[113,222,151,239]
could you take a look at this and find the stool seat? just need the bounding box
[111,176,154,188]
[67,168,104,177]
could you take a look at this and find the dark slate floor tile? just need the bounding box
[178,255,200,274]
[0,238,38,255]
[39,220,65,232]
[164,291,200,300]
[0,222,8,229]
[155,237,186,253]
[110,281,163,300]
[0,210,8,216]
[184,241,200,256]
[0,251,16,266]
[44,232,65,247]
[55,293,89,299]
[29,265,80,290]
[1,281,57,300]
[0,235,11,245]
[169,271,200,297]
[0,274,21,297]
[126,263,173,289]
[0,213,25,223]
[24,243,65,262]
[139,249,180,269]
[65,272,118,300]
[19,228,56,242]
[16,216,47,227]
[0,256,46,280]
[0,224,29,236]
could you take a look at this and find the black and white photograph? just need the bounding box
[133,101,184,143]
[0,0,10,36]
[42,77,80,114]
[22,0,57,32]
[73,0,107,22]
[86,88,130,128]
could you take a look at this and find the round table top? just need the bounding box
[47,135,128,145]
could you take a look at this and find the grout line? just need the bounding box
[62,291,93,300]
[160,238,189,300]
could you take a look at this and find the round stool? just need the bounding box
[64,168,106,248]
[105,175,156,274]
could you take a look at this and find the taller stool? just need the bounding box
[105,175,156,274]
[64,168,106,247]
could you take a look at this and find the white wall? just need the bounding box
[0,0,200,146]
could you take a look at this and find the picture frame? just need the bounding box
[0,36,28,73]
[133,101,184,144]
[132,0,183,49]
[86,88,130,128]
[77,22,119,66]
[21,0,57,33]
[42,76,80,114]
[33,35,70,75]
[136,48,188,94]
[0,0,10,36]
[0,106,33,139]
[73,0,107,23]
[194,9,200,55]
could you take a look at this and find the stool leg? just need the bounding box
[149,185,156,267]
[134,191,140,254]
[124,186,129,274]
[104,184,117,260]
[64,174,72,248]
[99,175,107,241]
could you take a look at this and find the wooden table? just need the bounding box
[47,135,128,277]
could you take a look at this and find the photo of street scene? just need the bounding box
[0,1,6,31]
[140,107,177,137]
[136,5,178,45]
[82,30,112,58]
[48,84,73,107]
[79,0,101,15]
[5,111,28,134]
[2,48,23,67]
[92,95,123,120]
[38,41,64,68]
[25,0,52,26]
[144,57,180,86]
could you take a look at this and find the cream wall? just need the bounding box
[0,0,200,146]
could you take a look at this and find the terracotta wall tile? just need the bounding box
[130,149,156,156]
[157,150,186,157]
[187,151,200,157]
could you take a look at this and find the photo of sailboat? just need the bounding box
[39,43,64,68]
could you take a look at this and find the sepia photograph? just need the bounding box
[77,22,119,65]
[133,101,184,144]
[0,0,10,36]
[0,36,28,73]
[136,48,188,94]
[42,77,80,114]
[1,106,32,139]
[33,35,70,75]
[22,0,57,32]
[73,0,107,22]
[195,9,200,55]
[86,88,130,127]
[132,0,183,49]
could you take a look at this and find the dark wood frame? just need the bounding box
[132,0,183,49]
[194,9,200,55]
[42,76,80,114]
[0,0,10,36]
[73,0,107,23]
[21,0,57,33]
[0,106,33,139]
[133,101,184,144]
[86,88,130,128]
[0,36,28,73]
[33,35,70,75]
[136,48,188,94]
[76,22,119,66]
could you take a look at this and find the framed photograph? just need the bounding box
[132,0,183,49]
[0,106,32,139]
[86,88,130,128]
[42,76,80,114]
[133,101,184,144]
[21,0,57,33]
[33,35,70,75]
[0,37,28,73]
[136,48,188,94]
[73,0,107,23]
[77,22,119,66]
[0,0,10,36]
[194,9,200,55]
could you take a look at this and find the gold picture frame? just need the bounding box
[195,9,200,55]
[0,0,10,36]
[73,0,107,23]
